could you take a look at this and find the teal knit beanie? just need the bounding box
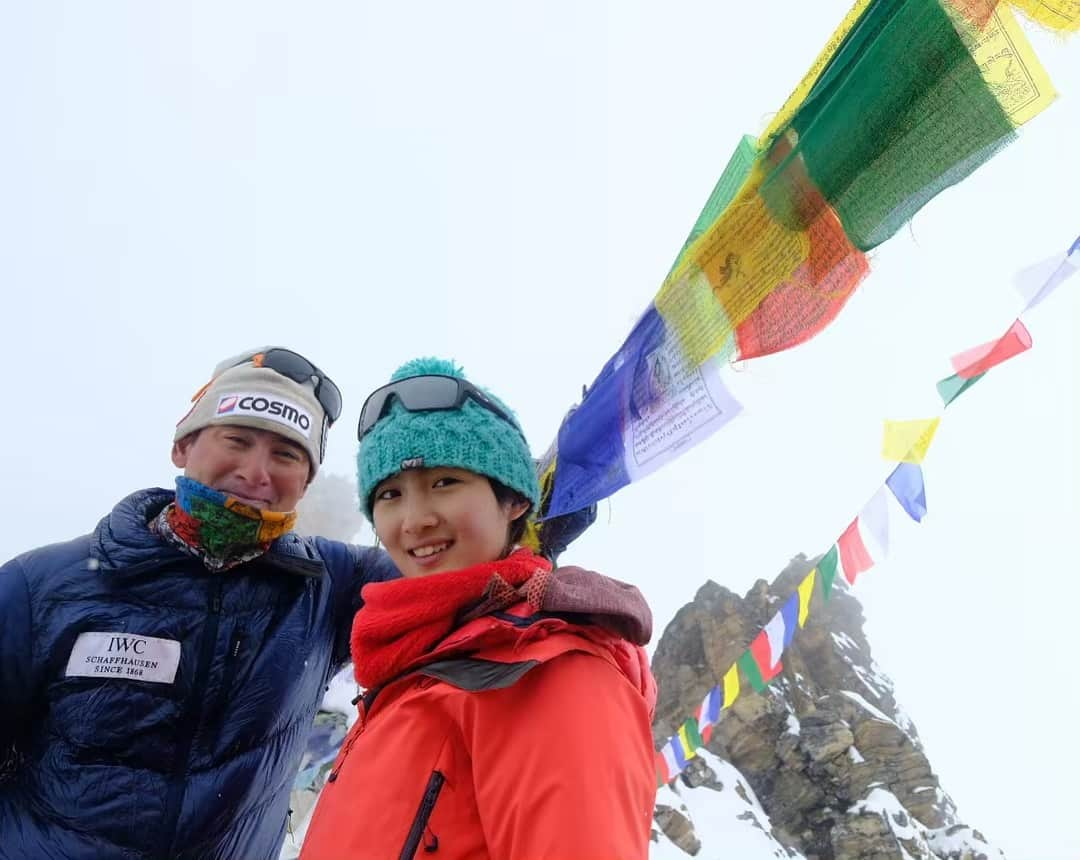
[358,357,540,519]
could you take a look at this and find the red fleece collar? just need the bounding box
[351,548,552,690]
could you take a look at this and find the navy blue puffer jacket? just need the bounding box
[0,489,397,860]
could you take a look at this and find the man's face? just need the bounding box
[171,425,310,512]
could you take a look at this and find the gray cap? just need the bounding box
[174,357,328,475]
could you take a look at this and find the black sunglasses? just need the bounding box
[357,374,520,441]
[227,348,342,424]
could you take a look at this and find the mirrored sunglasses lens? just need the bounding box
[320,381,342,422]
[395,375,462,411]
[358,388,392,438]
[262,349,314,381]
[264,350,341,421]
[358,376,462,440]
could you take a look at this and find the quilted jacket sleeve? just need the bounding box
[464,650,656,860]
[316,540,399,670]
[0,557,36,752]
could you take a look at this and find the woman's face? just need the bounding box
[372,466,530,578]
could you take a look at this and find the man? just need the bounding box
[0,348,397,860]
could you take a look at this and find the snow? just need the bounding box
[848,745,866,764]
[893,703,918,742]
[847,786,1007,860]
[831,632,859,651]
[847,662,889,701]
[320,665,361,728]
[650,751,806,860]
[850,787,929,860]
[278,807,315,860]
[851,787,918,841]
[838,687,918,747]
[832,638,896,703]
[786,713,801,736]
[930,786,958,821]
[838,690,895,726]
[867,661,895,693]
[927,824,1007,860]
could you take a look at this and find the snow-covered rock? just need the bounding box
[650,553,1001,859]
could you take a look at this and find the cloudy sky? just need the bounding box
[1,3,1076,858]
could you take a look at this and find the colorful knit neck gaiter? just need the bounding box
[154,476,298,572]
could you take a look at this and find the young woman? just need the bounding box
[300,357,657,860]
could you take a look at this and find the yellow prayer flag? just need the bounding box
[655,265,738,368]
[882,418,941,463]
[677,724,697,760]
[797,569,817,627]
[722,664,741,709]
[1010,0,1080,33]
[525,456,560,553]
[656,162,810,367]
[948,4,1058,126]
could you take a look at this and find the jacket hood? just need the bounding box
[540,565,652,645]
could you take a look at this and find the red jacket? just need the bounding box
[301,594,657,859]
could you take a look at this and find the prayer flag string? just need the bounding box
[652,233,1078,785]
[536,0,1075,524]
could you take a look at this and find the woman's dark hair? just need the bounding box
[487,477,532,546]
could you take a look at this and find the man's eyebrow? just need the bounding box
[274,437,308,456]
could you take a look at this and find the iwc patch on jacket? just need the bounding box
[64,631,181,684]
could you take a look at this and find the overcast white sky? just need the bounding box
[1,3,1076,858]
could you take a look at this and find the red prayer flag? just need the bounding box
[735,195,868,360]
[942,0,998,28]
[838,518,874,584]
[655,750,671,786]
[749,629,783,682]
[951,319,1032,380]
[694,703,714,745]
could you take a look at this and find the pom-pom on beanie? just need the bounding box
[358,357,539,519]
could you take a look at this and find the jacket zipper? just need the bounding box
[162,579,225,855]
[205,628,244,754]
[399,771,445,859]
[326,675,425,784]
[326,699,366,783]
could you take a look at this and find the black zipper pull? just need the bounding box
[399,772,445,859]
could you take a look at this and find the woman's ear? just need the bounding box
[507,499,531,522]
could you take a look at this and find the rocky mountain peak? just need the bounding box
[650,554,1001,860]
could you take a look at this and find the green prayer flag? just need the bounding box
[668,135,758,277]
[763,0,1016,250]
[737,650,767,693]
[937,371,985,406]
[682,717,704,751]
[818,545,840,600]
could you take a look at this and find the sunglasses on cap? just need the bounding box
[210,347,343,424]
[357,374,520,441]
